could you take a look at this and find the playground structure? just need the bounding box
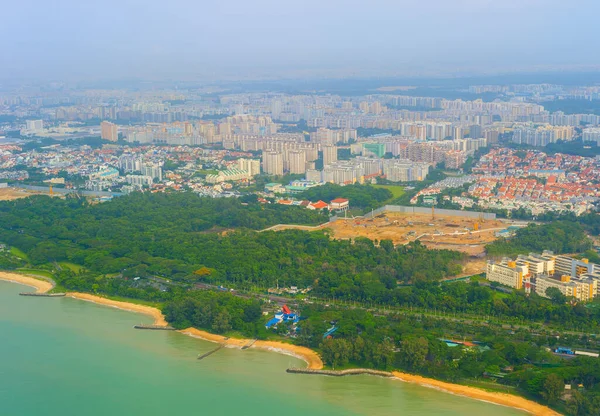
[323,325,338,339]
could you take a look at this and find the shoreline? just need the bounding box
[65,293,168,327]
[391,372,561,416]
[0,271,167,326]
[0,271,560,415]
[0,271,54,293]
[179,327,323,369]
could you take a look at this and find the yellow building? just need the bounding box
[486,260,528,289]
[535,275,597,302]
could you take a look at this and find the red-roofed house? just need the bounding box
[330,198,349,211]
[308,200,329,210]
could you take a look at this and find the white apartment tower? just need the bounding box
[262,151,284,175]
[322,145,338,166]
[287,150,307,174]
[237,158,261,176]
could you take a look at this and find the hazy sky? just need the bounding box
[2,0,600,81]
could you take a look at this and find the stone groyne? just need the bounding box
[286,368,393,377]
[19,292,65,297]
[133,324,175,330]
[197,344,226,360]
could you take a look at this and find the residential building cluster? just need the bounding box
[468,148,600,214]
[486,251,600,302]
[1,83,599,216]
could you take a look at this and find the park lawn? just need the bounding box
[10,247,29,261]
[373,185,405,202]
[16,268,55,279]
[59,262,85,273]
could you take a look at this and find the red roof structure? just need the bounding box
[330,198,349,203]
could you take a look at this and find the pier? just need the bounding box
[197,344,226,360]
[133,324,175,330]
[286,368,393,377]
[19,292,66,297]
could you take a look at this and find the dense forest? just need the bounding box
[164,290,264,335]
[298,183,392,210]
[0,193,463,292]
[485,221,592,258]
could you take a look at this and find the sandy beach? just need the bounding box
[0,271,560,414]
[392,371,560,416]
[180,327,323,369]
[0,271,54,293]
[66,293,168,326]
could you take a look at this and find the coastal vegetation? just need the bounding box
[0,193,464,292]
[1,193,600,413]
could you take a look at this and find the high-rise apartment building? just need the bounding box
[469,124,482,139]
[26,119,44,131]
[118,155,142,172]
[237,158,261,176]
[101,121,119,142]
[287,150,307,174]
[262,151,284,175]
[140,163,162,181]
[322,145,338,166]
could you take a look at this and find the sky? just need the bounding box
[2,0,600,82]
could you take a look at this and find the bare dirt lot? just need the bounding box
[0,188,41,201]
[325,212,511,275]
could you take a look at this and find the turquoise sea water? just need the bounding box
[0,281,523,416]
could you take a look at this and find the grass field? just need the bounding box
[16,268,55,279]
[373,185,405,201]
[10,247,29,261]
[59,262,85,273]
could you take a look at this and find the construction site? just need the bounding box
[326,207,509,259]
[0,187,46,201]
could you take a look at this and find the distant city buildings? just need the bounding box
[2,81,600,214]
[262,151,284,175]
[511,125,574,147]
[237,158,261,176]
[20,119,44,136]
[583,128,600,145]
[101,121,119,142]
